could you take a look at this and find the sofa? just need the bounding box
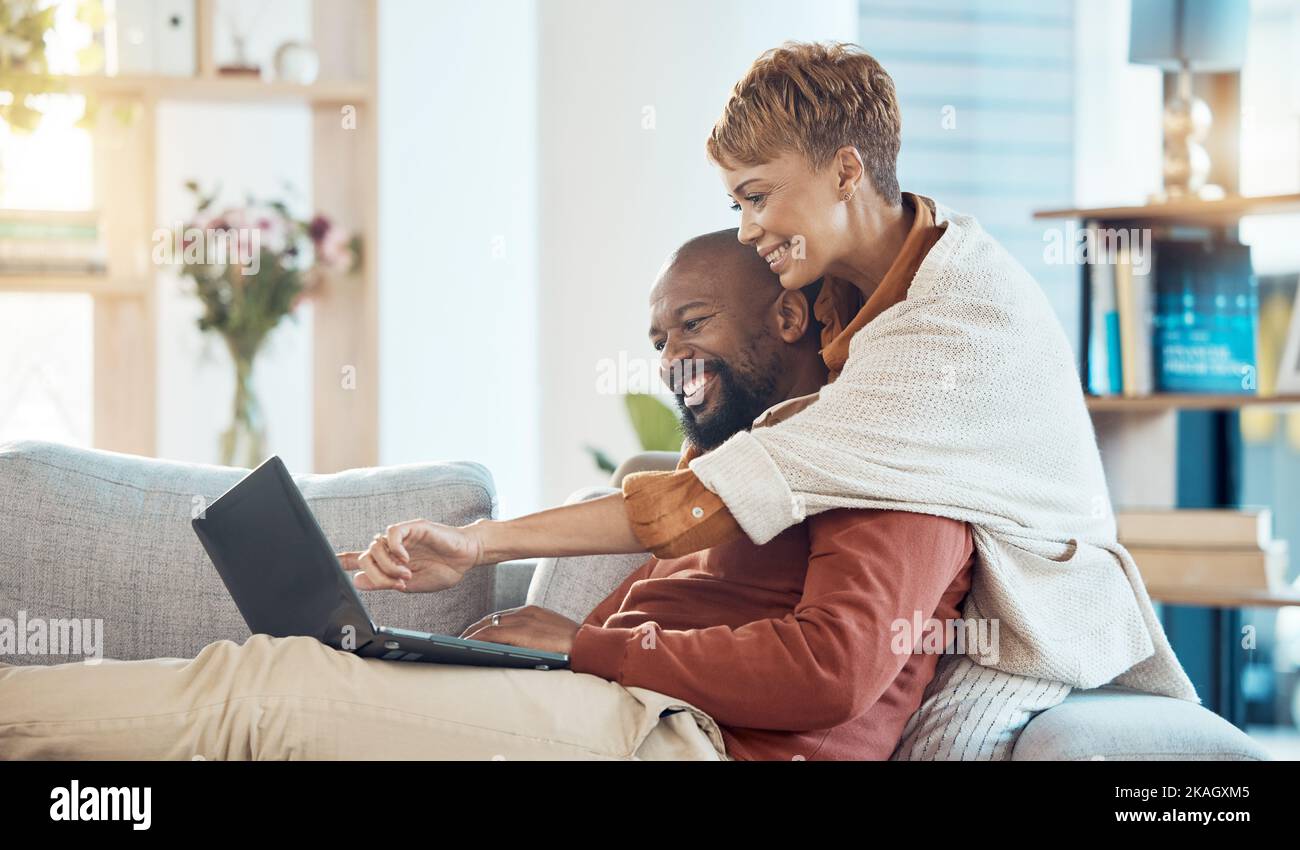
[0,440,1269,760]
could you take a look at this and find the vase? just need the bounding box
[273,41,320,85]
[219,348,267,469]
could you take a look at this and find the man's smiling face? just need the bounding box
[648,231,823,451]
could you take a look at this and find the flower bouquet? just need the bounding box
[173,181,360,467]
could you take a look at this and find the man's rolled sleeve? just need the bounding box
[621,469,743,559]
[686,430,804,546]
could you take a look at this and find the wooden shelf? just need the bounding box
[1033,193,1300,226]
[0,273,145,296]
[1146,584,1300,609]
[29,73,369,105]
[1086,394,1300,412]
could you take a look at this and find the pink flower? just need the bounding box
[308,214,332,243]
[316,225,353,272]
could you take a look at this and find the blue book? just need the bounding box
[1086,251,1120,395]
[1155,242,1257,394]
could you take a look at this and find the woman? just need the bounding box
[344,42,1196,706]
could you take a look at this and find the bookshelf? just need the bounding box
[1036,194,1300,419]
[13,73,371,105]
[6,0,380,473]
[1086,394,1300,412]
[1037,197,1299,507]
[1146,584,1300,609]
[1034,192,1300,226]
[0,273,137,296]
[1038,193,1300,726]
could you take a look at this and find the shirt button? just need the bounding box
[691,506,704,519]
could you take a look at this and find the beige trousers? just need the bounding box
[0,634,729,761]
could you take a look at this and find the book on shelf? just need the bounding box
[0,209,107,277]
[1114,241,1154,397]
[1081,232,1260,398]
[1278,281,1300,395]
[1125,541,1288,592]
[1118,508,1285,592]
[1117,508,1273,550]
[1152,240,1258,394]
[1084,224,1122,396]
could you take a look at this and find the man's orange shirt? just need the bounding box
[570,507,973,760]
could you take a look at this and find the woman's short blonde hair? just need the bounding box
[707,41,902,205]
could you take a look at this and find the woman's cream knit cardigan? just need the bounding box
[688,202,1199,703]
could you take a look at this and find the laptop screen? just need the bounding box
[193,457,375,649]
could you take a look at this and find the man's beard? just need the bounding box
[675,353,779,451]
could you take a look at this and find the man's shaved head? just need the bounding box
[662,229,785,299]
[648,229,825,450]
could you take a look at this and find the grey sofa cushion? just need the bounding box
[525,487,651,624]
[0,440,496,664]
[1012,686,1271,760]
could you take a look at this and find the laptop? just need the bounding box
[191,455,569,670]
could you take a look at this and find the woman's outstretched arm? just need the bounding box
[339,444,750,591]
[337,492,645,592]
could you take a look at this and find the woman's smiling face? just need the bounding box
[720,148,849,291]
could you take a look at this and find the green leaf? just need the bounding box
[76,0,106,30]
[110,99,139,126]
[624,393,683,452]
[583,445,618,475]
[76,43,104,75]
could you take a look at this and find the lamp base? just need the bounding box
[1159,65,1215,201]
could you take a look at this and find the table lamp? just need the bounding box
[1129,0,1250,200]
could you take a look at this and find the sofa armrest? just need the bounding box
[610,451,681,486]
[1012,687,1271,761]
[491,560,537,611]
[521,487,651,624]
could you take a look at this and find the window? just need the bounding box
[859,0,1078,341]
[0,293,94,447]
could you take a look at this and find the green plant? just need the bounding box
[0,0,104,133]
[585,393,683,475]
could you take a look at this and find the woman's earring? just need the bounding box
[841,189,855,202]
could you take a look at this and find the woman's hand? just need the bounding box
[336,519,485,593]
[459,605,581,656]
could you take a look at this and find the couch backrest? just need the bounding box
[524,487,651,624]
[0,440,496,664]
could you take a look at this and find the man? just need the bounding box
[0,231,973,761]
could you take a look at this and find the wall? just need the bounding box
[535,0,859,508]
[377,0,856,515]
[1072,0,1163,209]
[860,0,1083,348]
[377,0,540,517]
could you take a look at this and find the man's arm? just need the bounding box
[568,508,973,731]
[578,557,658,628]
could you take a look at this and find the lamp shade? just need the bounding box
[1129,0,1249,71]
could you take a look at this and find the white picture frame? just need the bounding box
[1277,283,1300,395]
